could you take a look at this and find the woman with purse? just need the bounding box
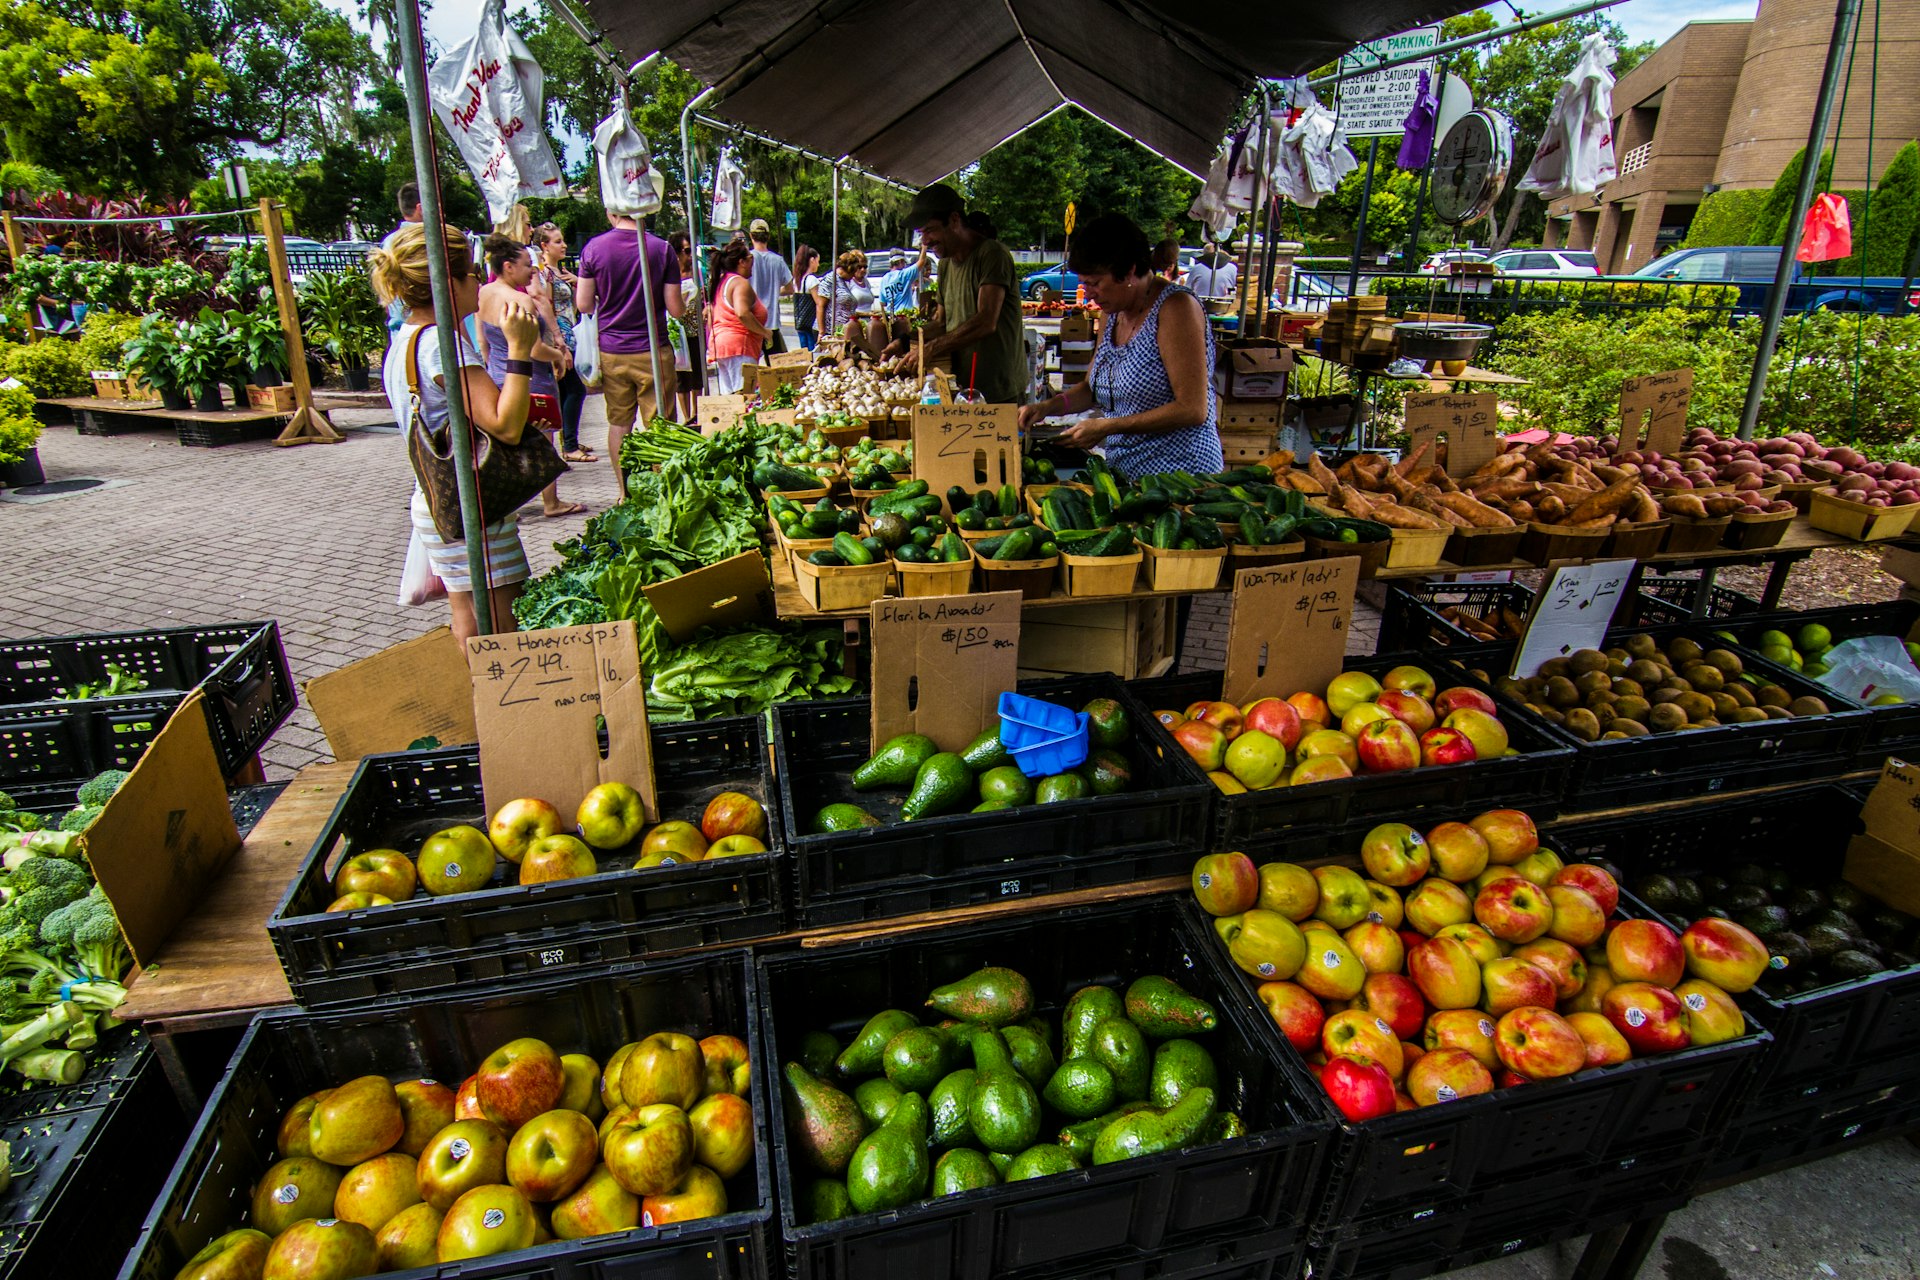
[532,223,595,462]
[373,223,564,643]
[481,234,586,517]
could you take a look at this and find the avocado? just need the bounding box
[811,803,883,833]
[1005,1144,1080,1180]
[977,765,1034,806]
[1671,876,1705,912]
[960,726,1012,772]
[882,1027,953,1094]
[1035,772,1091,804]
[1829,949,1885,979]
[798,1030,840,1077]
[1866,907,1914,943]
[1042,1058,1118,1120]
[1125,975,1219,1038]
[852,734,940,791]
[1081,697,1132,748]
[1826,882,1869,916]
[967,1029,1042,1153]
[1704,905,1731,921]
[1763,867,1795,896]
[1092,1087,1217,1164]
[845,1091,931,1212]
[1077,747,1132,796]
[1720,885,1774,913]
[928,1069,976,1149]
[930,1148,999,1196]
[1805,923,1854,961]
[1061,985,1126,1060]
[1809,909,1862,936]
[854,1077,904,1127]
[783,1063,869,1176]
[901,753,974,820]
[1735,904,1791,937]
[805,1178,854,1224]
[1148,1039,1219,1109]
[1785,888,1829,923]
[1634,874,1682,912]
[1888,950,1920,969]
[1089,1017,1152,1102]
[1729,862,1771,888]
[1768,931,1812,973]
[1002,1025,1057,1090]
[836,1009,920,1079]
[927,966,1035,1027]
[1695,874,1730,903]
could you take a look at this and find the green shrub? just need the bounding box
[74,310,144,375]
[1368,277,1739,330]
[1682,190,1770,249]
[1755,312,1920,448]
[1852,141,1920,278]
[3,339,91,397]
[0,384,41,465]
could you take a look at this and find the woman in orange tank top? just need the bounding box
[706,239,771,393]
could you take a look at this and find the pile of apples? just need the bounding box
[1156,666,1511,794]
[324,787,770,910]
[1191,808,1766,1122]
[175,1032,755,1278]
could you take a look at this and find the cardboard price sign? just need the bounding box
[1509,558,1635,677]
[306,627,476,762]
[698,395,750,435]
[912,404,1021,508]
[1223,557,1358,707]
[1846,758,1920,916]
[1403,392,1502,476]
[869,591,1021,753]
[467,621,658,824]
[1618,369,1694,457]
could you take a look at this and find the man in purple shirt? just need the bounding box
[577,212,686,497]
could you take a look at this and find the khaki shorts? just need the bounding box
[601,351,664,429]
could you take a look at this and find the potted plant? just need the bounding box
[122,314,189,410]
[176,311,229,411]
[233,302,289,387]
[0,385,43,488]
[300,270,384,391]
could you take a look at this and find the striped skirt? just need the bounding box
[410,487,531,594]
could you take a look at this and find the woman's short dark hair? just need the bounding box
[1068,214,1153,280]
[483,233,526,277]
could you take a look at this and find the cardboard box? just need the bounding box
[752,362,809,399]
[306,628,477,762]
[1845,758,1920,916]
[246,384,297,412]
[1214,342,1294,399]
[1220,431,1276,464]
[1219,400,1281,431]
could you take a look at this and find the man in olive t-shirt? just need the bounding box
[904,184,1026,404]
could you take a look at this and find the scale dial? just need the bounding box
[1431,110,1514,226]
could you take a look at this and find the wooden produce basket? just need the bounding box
[1808,491,1920,542]
[893,556,973,598]
[792,555,893,611]
[1445,525,1526,567]
[1650,480,1733,496]
[1385,526,1450,571]
[1518,521,1611,566]
[1723,508,1796,551]
[1662,514,1731,554]
[1024,482,1093,522]
[1061,550,1143,597]
[1604,519,1669,561]
[973,547,1060,601]
[1228,540,1305,570]
[775,521,836,573]
[1141,543,1227,591]
[1305,534,1391,579]
[1777,479,1823,513]
[770,483,833,503]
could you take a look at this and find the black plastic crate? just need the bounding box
[1716,600,1920,761]
[175,415,283,448]
[120,951,775,1280]
[1129,659,1574,854]
[772,675,1212,929]
[1376,582,1538,653]
[1702,1058,1920,1188]
[0,1028,185,1280]
[756,897,1333,1280]
[1635,573,1766,624]
[268,717,786,1008]
[1547,786,1920,1099]
[0,621,295,797]
[1443,624,1875,809]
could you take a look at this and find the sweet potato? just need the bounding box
[1467,452,1527,485]
[1268,450,1296,471]
[1436,491,1516,528]
[1534,494,1568,522]
[1660,493,1709,518]
[1285,471,1327,495]
[1470,476,1541,504]
[1626,489,1661,523]
[1564,478,1640,526]
[1396,440,1432,478]
[1367,502,1450,531]
[1508,499,1535,522]
[1410,490,1472,527]
[1702,495,1746,517]
[1308,452,1341,494]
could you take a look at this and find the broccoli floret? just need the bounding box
[1,859,89,937]
[75,771,129,808]
[33,888,128,994]
[57,806,101,834]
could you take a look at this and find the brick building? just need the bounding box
[1543,0,1920,273]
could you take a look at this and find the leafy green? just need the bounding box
[646,626,856,723]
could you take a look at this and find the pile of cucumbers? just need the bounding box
[782,965,1241,1220]
[1021,455,1059,484]
[846,439,913,491]
[866,483,968,566]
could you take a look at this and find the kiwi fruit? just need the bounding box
[1730,707,1770,723]
[1567,649,1609,675]
[1650,687,1685,706]
[1533,705,1566,726]
[1611,718,1650,737]
[1684,664,1725,693]
[1676,692,1717,723]
[1602,730,1630,739]
[1626,659,1664,685]
[1574,670,1612,697]
[1788,695,1829,717]
[1710,692,1741,720]
[1727,683,1756,708]
[1704,649,1744,675]
[1495,676,1527,702]
[1614,696,1652,723]
[1606,646,1630,664]
[1563,708,1602,741]
[1612,677,1645,698]
[1587,692,1620,713]
[1537,656,1572,681]
[1606,658,1628,678]
[1625,633,1660,660]
[1669,637,1704,665]
[1662,676,1694,694]
[1648,703,1688,732]
[1755,685,1792,709]
[1544,676,1580,708]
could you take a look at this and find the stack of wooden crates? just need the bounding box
[1315,297,1399,366]
[1212,339,1292,464]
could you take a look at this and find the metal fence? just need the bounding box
[1364,276,1743,331]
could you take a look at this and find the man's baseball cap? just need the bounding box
[907,184,964,227]
[748,217,771,234]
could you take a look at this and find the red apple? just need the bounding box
[641,820,708,862]
[1680,918,1769,992]
[1323,1009,1405,1079]
[453,1075,484,1121]
[326,891,394,913]
[1512,939,1587,1000]
[1290,755,1353,785]
[1567,963,1617,1015]
[1172,719,1229,771]
[551,1163,641,1239]
[1419,726,1478,768]
[335,848,416,901]
[1192,852,1261,916]
[1425,821,1491,882]
[1359,822,1430,887]
[699,1035,751,1097]
[1256,980,1326,1052]
[520,833,599,885]
[1433,686,1498,718]
[262,1219,376,1280]
[701,791,768,843]
[1424,1009,1500,1070]
[1408,936,1482,1009]
[1322,1055,1397,1121]
[1469,809,1538,866]
[1340,700,1396,739]
[478,1037,567,1132]
[1406,1046,1494,1105]
[333,1151,422,1233]
[416,1119,509,1211]
[1355,718,1421,773]
[1353,973,1427,1040]
[1479,956,1558,1016]
[488,797,565,865]
[1405,879,1474,936]
[1185,700,1247,739]
[1494,1007,1586,1079]
[1364,880,1405,929]
[1243,697,1304,749]
[1552,864,1620,917]
[1287,691,1331,729]
[393,1079,457,1157]
[577,781,648,850]
[641,1162,728,1226]
[1603,981,1691,1053]
[1434,922,1502,965]
[1474,877,1554,944]
[1607,919,1685,987]
[1375,689,1436,735]
[560,1053,605,1119]
[437,1183,537,1261]
[1675,979,1744,1045]
[1381,665,1439,700]
[1545,884,1606,947]
[1565,1011,1632,1067]
[1345,920,1405,975]
[507,1108,599,1202]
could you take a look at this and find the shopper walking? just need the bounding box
[382,183,425,337]
[577,212,685,498]
[707,239,772,394]
[668,232,705,419]
[748,219,793,354]
[1018,212,1220,476]
[791,245,821,352]
[372,222,540,643]
[902,185,1025,403]
[479,235,584,518]
[531,223,594,463]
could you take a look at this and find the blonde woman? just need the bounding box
[815,250,876,354]
[371,223,540,643]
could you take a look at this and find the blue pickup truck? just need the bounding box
[1629,245,1919,316]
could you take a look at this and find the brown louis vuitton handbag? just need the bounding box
[404,325,567,543]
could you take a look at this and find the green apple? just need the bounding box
[519,833,598,885]
[251,1156,343,1235]
[174,1228,271,1280]
[262,1217,376,1280]
[601,1103,693,1196]
[707,834,767,858]
[417,824,496,895]
[333,848,416,901]
[436,1184,537,1261]
[374,1201,442,1271]
[577,782,647,850]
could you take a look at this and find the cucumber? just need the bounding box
[993,530,1036,561]
[832,532,874,565]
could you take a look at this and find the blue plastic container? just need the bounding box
[999,691,1089,777]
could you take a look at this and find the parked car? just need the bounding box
[327,240,378,256]
[1278,270,1348,312]
[1487,249,1600,277]
[1417,249,1488,274]
[1026,257,1199,299]
[1628,244,1920,315]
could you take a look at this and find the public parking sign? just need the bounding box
[785,210,799,229]
[1336,26,1439,137]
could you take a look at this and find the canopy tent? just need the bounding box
[568,0,1497,185]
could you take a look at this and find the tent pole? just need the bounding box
[1737,0,1861,441]
[396,0,493,634]
[1347,139,1380,297]
[1254,82,1277,319]
[831,165,841,340]
[635,215,669,435]
[681,88,717,306]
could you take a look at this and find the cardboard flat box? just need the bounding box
[1845,758,1920,916]
[307,628,477,761]
[1059,314,1096,343]
[1215,342,1294,399]
[1218,401,1281,431]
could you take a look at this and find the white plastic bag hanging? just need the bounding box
[1518,34,1618,201]
[428,0,566,223]
[573,312,602,390]
[593,102,662,217]
[397,527,446,607]
[710,146,747,233]
[1815,635,1920,705]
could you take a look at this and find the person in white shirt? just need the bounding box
[1182,244,1237,300]
[748,219,793,354]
